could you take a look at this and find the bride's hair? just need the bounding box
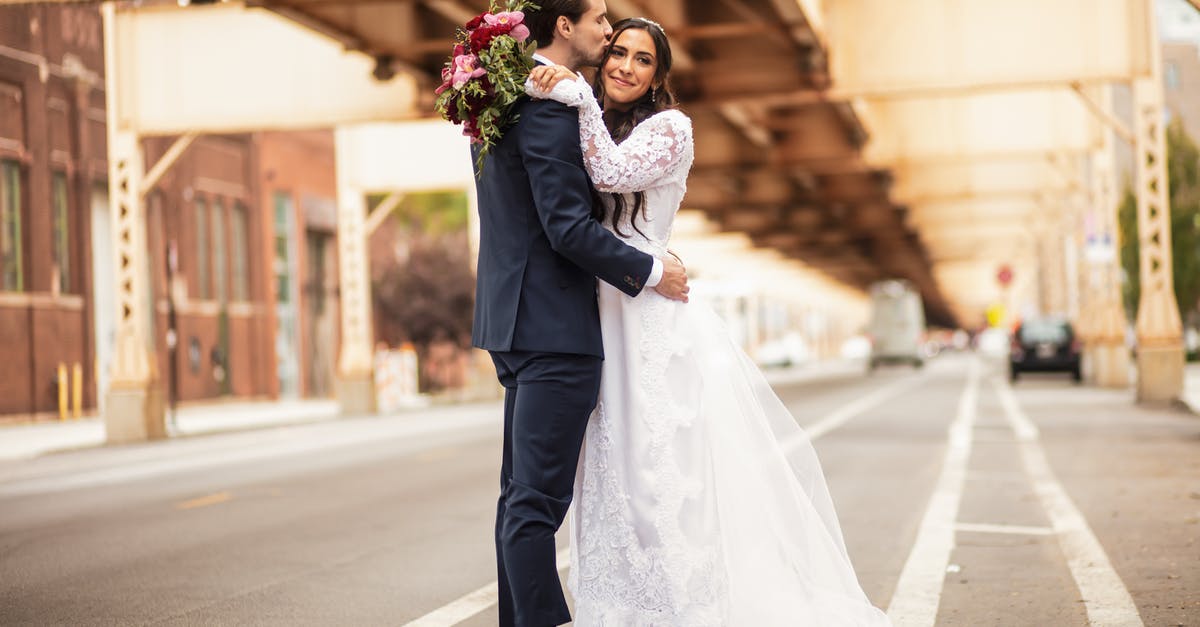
[592,18,679,239]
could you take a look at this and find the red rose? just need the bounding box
[463,117,483,143]
[465,14,484,31]
[469,26,495,53]
[465,89,489,115]
[453,44,467,57]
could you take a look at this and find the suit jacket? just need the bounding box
[471,96,654,358]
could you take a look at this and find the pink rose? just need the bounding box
[435,67,453,95]
[484,11,524,28]
[511,24,530,42]
[452,53,486,89]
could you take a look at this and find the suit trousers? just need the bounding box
[488,349,602,627]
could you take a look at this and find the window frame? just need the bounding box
[231,201,250,303]
[212,197,228,303]
[0,159,24,293]
[51,171,71,294]
[195,195,210,300]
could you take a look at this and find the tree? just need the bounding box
[1118,118,1200,331]
[369,191,477,391]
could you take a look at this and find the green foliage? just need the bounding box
[368,191,469,235]
[1118,118,1200,325]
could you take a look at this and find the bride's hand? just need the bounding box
[529,64,576,93]
[525,65,589,107]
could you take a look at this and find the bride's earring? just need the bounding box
[651,87,658,104]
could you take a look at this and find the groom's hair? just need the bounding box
[525,0,590,48]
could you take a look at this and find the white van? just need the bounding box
[867,279,926,369]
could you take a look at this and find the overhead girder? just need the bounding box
[821,0,1150,96]
[244,0,955,325]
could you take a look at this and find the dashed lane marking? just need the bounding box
[784,372,926,449]
[175,491,233,510]
[955,522,1053,536]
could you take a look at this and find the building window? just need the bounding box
[0,161,21,292]
[1166,61,1181,91]
[213,199,227,303]
[274,192,293,304]
[52,172,71,294]
[231,201,250,302]
[195,197,210,300]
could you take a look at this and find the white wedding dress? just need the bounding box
[534,76,892,626]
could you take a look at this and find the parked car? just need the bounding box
[756,332,813,369]
[867,279,926,370]
[1009,317,1081,382]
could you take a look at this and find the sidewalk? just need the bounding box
[1184,362,1200,415]
[760,357,871,386]
[1,358,871,463]
[0,399,340,462]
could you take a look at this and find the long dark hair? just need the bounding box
[592,18,678,238]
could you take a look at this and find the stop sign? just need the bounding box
[997,264,1013,287]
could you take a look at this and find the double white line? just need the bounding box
[887,361,1143,626]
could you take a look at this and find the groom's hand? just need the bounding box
[653,256,690,303]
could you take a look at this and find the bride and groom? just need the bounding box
[470,1,892,625]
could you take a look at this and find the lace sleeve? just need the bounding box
[578,100,693,194]
[525,74,693,193]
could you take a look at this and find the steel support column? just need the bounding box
[1131,0,1185,402]
[1087,88,1132,387]
[333,151,376,416]
[1131,77,1185,401]
[101,2,165,443]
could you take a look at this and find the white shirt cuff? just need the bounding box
[645,258,664,288]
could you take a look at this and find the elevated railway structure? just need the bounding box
[2,0,1181,438]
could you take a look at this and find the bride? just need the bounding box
[527,17,892,626]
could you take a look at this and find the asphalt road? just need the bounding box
[0,354,1196,626]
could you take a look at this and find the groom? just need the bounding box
[470,0,689,625]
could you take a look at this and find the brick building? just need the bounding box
[0,5,339,423]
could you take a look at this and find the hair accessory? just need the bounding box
[631,17,666,36]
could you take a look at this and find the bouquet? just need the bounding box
[434,0,540,171]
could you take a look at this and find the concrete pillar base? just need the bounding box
[1093,343,1132,388]
[104,385,167,444]
[336,372,377,416]
[1081,346,1097,384]
[1135,344,1185,403]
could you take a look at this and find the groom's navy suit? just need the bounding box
[472,89,654,627]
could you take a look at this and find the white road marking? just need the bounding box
[401,548,571,627]
[993,380,1143,627]
[887,358,979,626]
[955,522,1053,536]
[785,372,925,449]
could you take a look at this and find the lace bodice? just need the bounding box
[528,75,694,251]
